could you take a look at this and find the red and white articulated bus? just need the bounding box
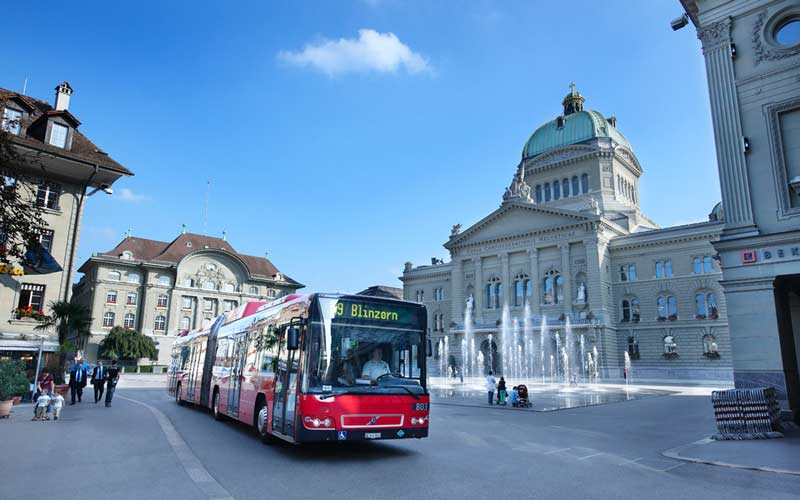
[167,293,430,444]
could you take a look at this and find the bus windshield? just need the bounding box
[306,296,426,395]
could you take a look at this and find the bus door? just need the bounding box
[186,342,200,401]
[272,322,302,439]
[227,331,247,417]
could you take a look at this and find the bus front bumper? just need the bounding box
[295,426,428,443]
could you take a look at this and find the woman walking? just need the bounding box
[486,371,496,405]
[497,376,507,405]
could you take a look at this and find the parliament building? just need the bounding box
[401,87,733,382]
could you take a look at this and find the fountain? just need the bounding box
[624,351,632,386]
[592,346,600,381]
[540,316,548,384]
[464,295,474,377]
[501,304,511,377]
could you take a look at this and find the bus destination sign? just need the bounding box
[335,300,418,325]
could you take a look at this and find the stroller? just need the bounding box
[513,384,533,408]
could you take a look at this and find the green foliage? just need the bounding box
[99,326,158,361]
[0,128,48,265]
[35,301,92,347]
[0,360,30,400]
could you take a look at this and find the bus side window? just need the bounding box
[180,346,190,370]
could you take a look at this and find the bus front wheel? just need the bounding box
[255,401,276,444]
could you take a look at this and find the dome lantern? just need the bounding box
[562,82,585,116]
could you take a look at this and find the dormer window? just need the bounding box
[121,251,133,260]
[186,242,192,248]
[555,116,565,128]
[2,108,22,135]
[49,123,68,148]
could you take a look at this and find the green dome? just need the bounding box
[522,109,632,160]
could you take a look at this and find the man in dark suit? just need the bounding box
[91,361,107,403]
[105,360,121,408]
[69,359,88,405]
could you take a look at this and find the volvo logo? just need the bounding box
[367,416,380,426]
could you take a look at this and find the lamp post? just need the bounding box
[30,334,46,399]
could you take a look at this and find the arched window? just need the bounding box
[562,178,570,197]
[102,312,114,328]
[627,336,640,358]
[668,296,677,319]
[581,173,589,193]
[223,283,235,293]
[655,261,663,278]
[703,256,713,273]
[524,279,531,300]
[180,316,191,330]
[157,294,168,308]
[657,296,667,319]
[159,275,171,286]
[631,299,641,322]
[203,281,216,291]
[127,272,141,284]
[693,257,702,274]
[123,312,135,329]
[535,185,542,203]
[703,335,718,356]
[619,266,627,281]
[664,335,677,354]
[695,293,707,318]
[107,271,121,281]
[249,285,259,295]
[514,280,523,307]
[621,300,631,322]
[544,182,552,202]
[553,180,561,200]
[486,284,493,309]
[543,277,554,304]
[183,278,195,288]
[708,293,718,319]
[154,315,166,331]
[555,275,564,303]
[665,260,673,277]
[628,265,637,281]
[572,176,579,195]
[495,283,503,309]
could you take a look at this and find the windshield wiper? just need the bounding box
[318,390,364,400]
[380,385,420,400]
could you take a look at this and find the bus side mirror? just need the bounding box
[287,327,300,351]
[426,339,433,357]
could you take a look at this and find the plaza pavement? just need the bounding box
[1,376,799,500]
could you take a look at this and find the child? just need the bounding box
[51,392,65,420]
[33,392,51,421]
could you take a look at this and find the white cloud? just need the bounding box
[116,188,148,202]
[278,29,431,76]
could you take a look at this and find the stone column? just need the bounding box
[501,253,511,309]
[559,243,572,315]
[451,257,464,323]
[528,248,540,312]
[473,257,483,322]
[698,18,756,234]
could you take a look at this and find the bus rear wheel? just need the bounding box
[255,401,276,444]
[175,384,183,405]
[212,390,223,421]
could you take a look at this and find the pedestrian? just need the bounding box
[91,361,107,403]
[32,391,51,421]
[105,360,120,407]
[69,359,88,405]
[497,376,507,405]
[486,370,496,405]
[34,367,55,416]
[509,386,520,407]
[51,392,65,420]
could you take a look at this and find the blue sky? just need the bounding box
[3,1,717,293]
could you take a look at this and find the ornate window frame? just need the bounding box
[766,96,800,219]
[753,7,800,65]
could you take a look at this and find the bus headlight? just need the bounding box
[304,416,332,429]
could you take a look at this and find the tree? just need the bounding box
[0,360,30,400]
[35,301,92,348]
[35,301,92,383]
[98,326,158,361]
[0,124,48,265]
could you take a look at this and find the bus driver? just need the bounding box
[361,347,390,381]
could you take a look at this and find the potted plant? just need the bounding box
[0,360,30,418]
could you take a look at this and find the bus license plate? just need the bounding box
[365,432,381,439]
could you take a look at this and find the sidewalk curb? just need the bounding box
[661,438,800,476]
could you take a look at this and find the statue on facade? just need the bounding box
[576,282,586,303]
[504,164,533,203]
[404,261,413,272]
[451,224,462,236]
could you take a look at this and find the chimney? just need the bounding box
[54,81,73,111]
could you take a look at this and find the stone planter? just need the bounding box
[0,399,13,418]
